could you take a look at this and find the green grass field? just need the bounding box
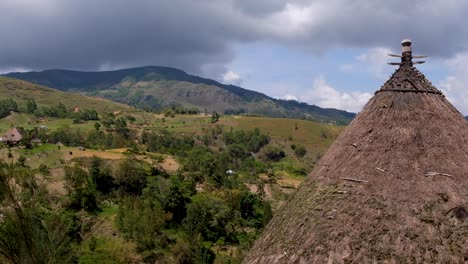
[220,116,343,149]
[0,112,98,132]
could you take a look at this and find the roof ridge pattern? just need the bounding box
[377,64,442,95]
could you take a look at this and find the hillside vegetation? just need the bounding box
[0,77,344,263]
[4,66,355,124]
[0,77,131,113]
[0,116,342,263]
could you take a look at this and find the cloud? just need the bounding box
[356,47,393,79]
[1,0,468,75]
[283,94,298,101]
[302,76,372,112]
[222,70,243,86]
[438,52,468,114]
[0,67,30,74]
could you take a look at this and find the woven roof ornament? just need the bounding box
[244,40,468,263]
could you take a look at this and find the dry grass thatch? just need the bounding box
[244,64,468,263]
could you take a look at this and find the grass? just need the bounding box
[220,116,343,150]
[17,144,65,169]
[0,113,97,132]
[99,204,119,218]
[78,204,140,264]
[0,77,132,113]
[152,114,212,131]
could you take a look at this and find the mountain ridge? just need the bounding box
[4,66,356,124]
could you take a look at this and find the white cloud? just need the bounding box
[438,52,468,114]
[302,76,372,112]
[283,94,298,101]
[356,47,393,79]
[222,70,243,86]
[0,67,30,74]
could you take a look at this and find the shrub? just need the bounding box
[294,145,307,157]
[263,146,286,162]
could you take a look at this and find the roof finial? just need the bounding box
[388,39,427,66]
[401,39,412,53]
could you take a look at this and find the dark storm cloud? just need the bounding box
[1,0,468,74]
[0,0,259,73]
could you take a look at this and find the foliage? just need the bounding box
[4,67,356,124]
[64,164,100,213]
[0,117,291,263]
[114,157,147,195]
[223,128,270,153]
[26,99,37,114]
[117,197,166,258]
[79,109,99,121]
[0,98,18,118]
[0,162,77,264]
[183,194,236,243]
[291,144,307,157]
[211,111,220,123]
[263,145,286,162]
[143,129,194,155]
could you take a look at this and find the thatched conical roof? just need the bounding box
[4,127,22,143]
[244,41,468,263]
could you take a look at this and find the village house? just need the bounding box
[0,127,23,145]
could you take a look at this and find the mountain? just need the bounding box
[465,116,468,120]
[0,77,132,113]
[4,66,355,124]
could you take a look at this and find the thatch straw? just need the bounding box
[244,64,468,263]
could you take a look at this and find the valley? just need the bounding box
[0,77,343,263]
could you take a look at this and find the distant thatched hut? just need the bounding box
[244,40,468,263]
[1,127,23,145]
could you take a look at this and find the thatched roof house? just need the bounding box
[244,40,468,263]
[1,127,22,144]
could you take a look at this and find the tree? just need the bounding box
[183,194,234,242]
[294,145,307,157]
[26,99,37,114]
[0,162,76,264]
[117,197,166,257]
[79,109,99,121]
[263,146,286,162]
[239,191,272,228]
[114,158,146,195]
[125,115,136,124]
[93,122,101,131]
[184,147,216,181]
[0,99,18,118]
[143,176,192,225]
[64,164,99,213]
[211,111,220,123]
[89,156,115,195]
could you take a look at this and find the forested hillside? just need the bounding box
[4,67,355,124]
[0,84,342,262]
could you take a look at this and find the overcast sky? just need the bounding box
[2,0,468,114]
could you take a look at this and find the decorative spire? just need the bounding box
[388,39,427,66]
[377,39,442,94]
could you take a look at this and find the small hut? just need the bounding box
[244,40,468,263]
[2,127,23,145]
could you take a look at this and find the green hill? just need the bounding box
[4,66,355,124]
[0,77,132,113]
